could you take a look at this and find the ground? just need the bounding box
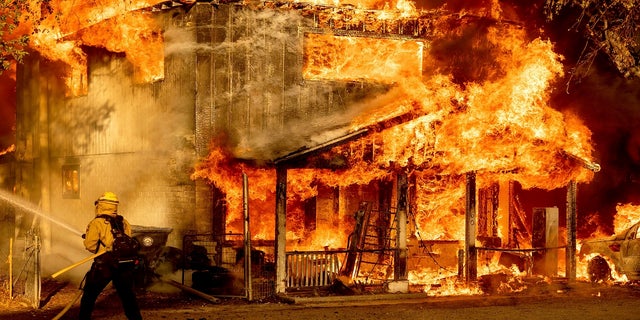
[2,279,640,320]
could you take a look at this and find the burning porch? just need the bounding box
[183,0,599,296]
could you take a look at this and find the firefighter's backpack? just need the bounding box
[98,214,141,263]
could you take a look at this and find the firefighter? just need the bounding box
[79,192,142,320]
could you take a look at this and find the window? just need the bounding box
[62,165,80,199]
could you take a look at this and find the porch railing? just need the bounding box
[285,251,342,289]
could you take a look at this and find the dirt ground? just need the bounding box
[2,279,640,320]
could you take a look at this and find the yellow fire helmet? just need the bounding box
[95,191,119,205]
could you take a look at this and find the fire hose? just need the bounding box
[51,287,83,320]
[51,273,87,320]
[51,251,106,279]
[49,252,105,319]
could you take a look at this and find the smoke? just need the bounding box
[231,83,397,160]
[164,27,212,56]
[45,48,196,232]
[198,8,389,161]
[223,9,312,160]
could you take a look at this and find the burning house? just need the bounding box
[4,0,601,299]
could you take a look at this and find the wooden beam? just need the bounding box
[566,180,577,281]
[275,166,287,294]
[394,173,408,281]
[242,172,253,301]
[465,172,477,283]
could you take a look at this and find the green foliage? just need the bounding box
[0,0,52,74]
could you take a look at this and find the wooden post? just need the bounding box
[394,173,408,281]
[9,237,12,299]
[465,172,477,283]
[457,249,464,279]
[566,180,577,281]
[275,166,287,294]
[38,81,52,255]
[242,172,253,301]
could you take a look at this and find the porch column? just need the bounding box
[38,76,52,254]
[566,180,577,281]
[465,171,477,283]
[394,173,408,280]
[275,166,287,294]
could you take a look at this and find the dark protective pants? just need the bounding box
[79,259,142,320]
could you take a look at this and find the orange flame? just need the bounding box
[576,252,628,283]
[0,144,15,156]
[193,4,595,253]
[573,203,639,282]
[304,34,423,82]
[4,0,600,292]
[192,146,364,248]
[613,203,640,234]
[190,4,599,293]
[13,0,166,96]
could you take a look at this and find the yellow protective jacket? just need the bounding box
[83,203,132,254]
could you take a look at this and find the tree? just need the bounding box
[545,0,640,79]
[0,0,53,74]
[0,0,31,74]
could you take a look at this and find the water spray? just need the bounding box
[0,189,83,236]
